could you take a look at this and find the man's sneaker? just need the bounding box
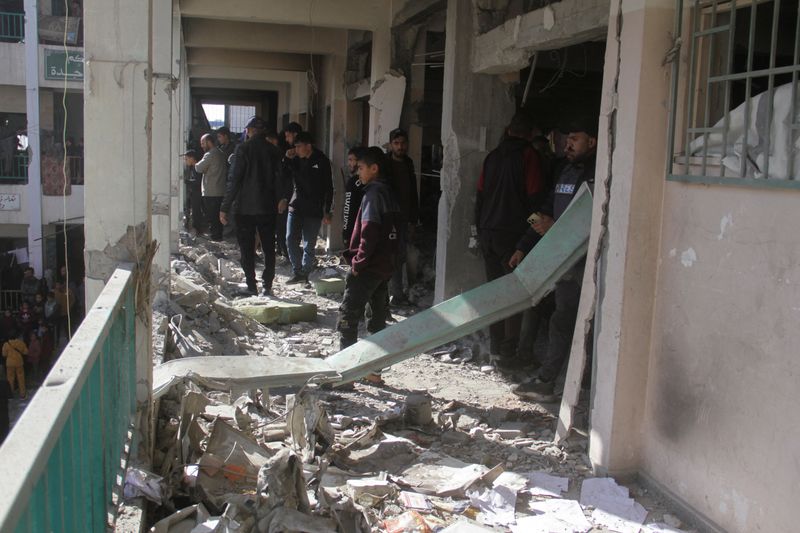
[286,274,307,284]
[260,287,272,297]
[512,378,557,401]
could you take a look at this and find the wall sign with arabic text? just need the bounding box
[44,49,84,82]
[0,194,21,211]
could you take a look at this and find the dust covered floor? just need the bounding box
[136,232,693,533]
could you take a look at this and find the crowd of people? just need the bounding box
[0,266,79,400]
[0,263,82,442]
[476,112,597,400]
[182,110,596,399]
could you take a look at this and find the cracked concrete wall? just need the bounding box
[434,0,515,302]
[472,0,611,74]
[588,0,671,477]
[84,0,153,306]
[644,184,800,533]
[84,0,155,458]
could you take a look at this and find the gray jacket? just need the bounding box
[195,147,228,197]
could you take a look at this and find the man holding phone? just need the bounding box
[474,112,546,367]
[511,117,597,401]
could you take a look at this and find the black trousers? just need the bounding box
[187,180,205,232]
[337,271,389,348]
[479,229,523,357]
[275,211,289,257]
[236,214,277,291]
[203,196,224,240]
[538,278,582,383]
[516,293,556,360]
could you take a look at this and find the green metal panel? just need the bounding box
[87,362,105,531]
[45,440,64,532]
[0,269,138,532]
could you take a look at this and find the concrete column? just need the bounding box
[434,0,515,302]
[407,28,426,197]
[24,0,43,276]
[169,3,183,254]
[588,0,673,475]
[326,46,349,251]
[150,0,175,296]
[368,25,391,146]
[84,0,154,455]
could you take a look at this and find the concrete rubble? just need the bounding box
[138,234,695,532]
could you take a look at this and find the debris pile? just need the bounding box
[137,234,693,532]
[138,374,693,533]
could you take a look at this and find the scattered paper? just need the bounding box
[468,485,517,527]
[527,471,569,497]
[399,490,432,510]
[123,468,165,505]
[493,471,528,492]
[439,521,495,532]
[518,499,592,533]
[580,478,647,533]
[397,453,489,497]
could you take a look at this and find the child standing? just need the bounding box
[2,333,28,399]
[337,147,401,351]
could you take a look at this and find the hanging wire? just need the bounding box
[60,0,72,339]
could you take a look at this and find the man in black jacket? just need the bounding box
[220,117,289,296]
[285,132,334,284]
[385,129,419,306]
[512,118,597,401]
[342,146,367,246]
[475,113,545,364]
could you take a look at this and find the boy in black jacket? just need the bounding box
[341,146,367,246]
[285,132,334,283]
[337,147,401,350]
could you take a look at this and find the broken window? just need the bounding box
[669,0,800,182]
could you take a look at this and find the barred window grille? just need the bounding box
[668,0,800,184]
[229,105,257,133]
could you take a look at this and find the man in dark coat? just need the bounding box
[220,117,290,296]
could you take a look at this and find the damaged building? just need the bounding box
[0,0,799,532]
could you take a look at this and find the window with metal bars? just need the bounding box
[668,0,800,186]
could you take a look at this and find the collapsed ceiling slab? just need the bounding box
[473,0,611,75]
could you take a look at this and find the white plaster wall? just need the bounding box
[0,184,83,225]
[0,85,26,113]
[0,42,25,86]
[0,185,27,224]
[642,181,800,532]
[42,185,84,224]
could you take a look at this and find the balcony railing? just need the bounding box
[67,155,83,184]
[0,12,24,42]
[0,154,29,182]
[0,154,86,185]
[0,290,22,311]
[0,268,141,532]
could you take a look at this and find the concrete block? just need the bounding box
[172,276,210,307]
[234,300,317,325]
[314,277,346,296]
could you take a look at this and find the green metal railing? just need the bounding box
[0,154,29,181]
[0,11,24,42]
[0,268,139,532]
[668,0,800,187]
